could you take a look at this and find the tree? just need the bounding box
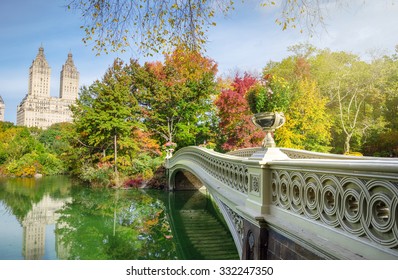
[381,48,398,130]
[266,44,394,155]
[38,122,77,172]
[72,59,137,150]
[72,58,161,183]
[311,50,386,153]
[0,124,66,177]
[68,0,340,55]
[275,79,331,151]
[214,73,264,151]
[131,46,218,147]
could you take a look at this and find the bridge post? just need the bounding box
[241,220,268,259]
[238,148,289,259]
[244,148,289,215]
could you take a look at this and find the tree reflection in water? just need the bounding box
[1,177,237,260]
[55,187,177,260]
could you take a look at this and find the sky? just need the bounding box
[0,0,397,123]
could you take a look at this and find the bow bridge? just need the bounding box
[165,147,398,260]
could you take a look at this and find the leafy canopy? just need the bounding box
[67,0,338,55]
[214,73,265,151]
[131,45,218,147]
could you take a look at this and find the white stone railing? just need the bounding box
[228,147,393,160]
[168,146,250,194]
[227,147,262,158]
[268,159,398,252]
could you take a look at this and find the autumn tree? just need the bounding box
[130,46,218,147]
[0,123,65,177]
[266,43,396,155]
[67,0,344,55]
[275,79,331,151]
[214,73,264,151]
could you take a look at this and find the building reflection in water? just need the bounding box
[21,194,70,260]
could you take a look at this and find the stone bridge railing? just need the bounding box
[166,147,398,259]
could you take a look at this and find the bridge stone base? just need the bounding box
[266,229,323,260]
[242,221,268,259]
[241,223,323,260]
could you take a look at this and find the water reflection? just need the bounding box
[0,177,238,260]
[22,194,70,259]
[164,190,239,260]
[55,187,177,260]
[0,176,71,260]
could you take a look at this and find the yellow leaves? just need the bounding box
[275,78,331,151]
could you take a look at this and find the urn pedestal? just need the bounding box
[251,112,286,148]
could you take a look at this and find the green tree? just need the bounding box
[71,58,161,185]
[72,58,138,183]
[38,122,78,172]
[72,59,137,151]
[311,50,387,153]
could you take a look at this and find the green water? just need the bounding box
[0,176,238,260]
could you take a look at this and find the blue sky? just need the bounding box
[1,0,397,123]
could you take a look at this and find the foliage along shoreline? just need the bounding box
[1,44,397,186]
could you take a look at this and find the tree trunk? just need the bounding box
[114,134,120,187]
[344,133,352,154]
[114,134,118,174]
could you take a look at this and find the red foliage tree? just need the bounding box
[215,73,264,151]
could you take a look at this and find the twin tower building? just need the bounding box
[16,46,79,129]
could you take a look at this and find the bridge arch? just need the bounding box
[168,160,248,258]
[171,169,204,191]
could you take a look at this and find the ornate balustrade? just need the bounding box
[167,146,398,259]
[168,146,250,194]
[228,147,393,160]
[268,159,398,252]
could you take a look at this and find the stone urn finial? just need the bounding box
[251,112,286,148]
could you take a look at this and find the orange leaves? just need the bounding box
[133,128,161,156]
[143,46,217,91]
[164,45,218,83]
[146,61,166,80]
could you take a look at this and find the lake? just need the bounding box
[0,176,238,260]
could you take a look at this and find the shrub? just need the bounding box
[123,177,144,188]
[79,164,113,187]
